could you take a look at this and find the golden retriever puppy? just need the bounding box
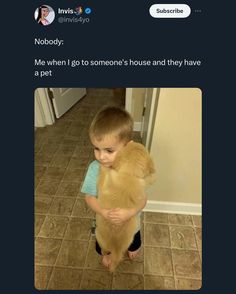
[96,141,155,271]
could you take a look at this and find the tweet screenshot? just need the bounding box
[32,0,206,292]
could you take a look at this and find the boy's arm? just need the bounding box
[108,194,147,225]
[85,195,110,220]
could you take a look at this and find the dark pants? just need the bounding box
[95,230,141,255]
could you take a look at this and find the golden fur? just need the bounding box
[96,141,155,271]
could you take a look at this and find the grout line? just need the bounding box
[167,214,177,290]
[192,222,201,252]
[36,235,91,242]
[79,268,85,290]
[44,237,63,290]
[44,184,77,290]
[45,215,71,290]
[35,193,81,199]
[80,234,93,289]
[34,214,47,238]
[143,226,145,289]
[35,212,94,219]
[45,265,54,290]
[142,244,200,251]
[145,221,198,227]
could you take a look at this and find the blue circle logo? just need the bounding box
[85,7,91,14]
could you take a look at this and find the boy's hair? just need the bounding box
[89,106,133,143]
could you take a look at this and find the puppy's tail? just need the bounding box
[109,249,124,272]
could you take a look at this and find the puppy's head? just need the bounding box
[112,141,155,181]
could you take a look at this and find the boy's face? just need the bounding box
[91,136,127,167]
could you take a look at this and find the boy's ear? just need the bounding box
[126,140,133,146]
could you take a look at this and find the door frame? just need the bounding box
[125,88,133,113]
[144,88,158,150]
[35,88,55,127]
[125,87,159,149]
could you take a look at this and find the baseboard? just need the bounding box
[144,200,202,215]
[133,121,142,131]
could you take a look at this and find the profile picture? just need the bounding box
[34,5,55,26]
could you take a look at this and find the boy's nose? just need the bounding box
[99,152,106,160]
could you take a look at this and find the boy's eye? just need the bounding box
[106,149,114,153]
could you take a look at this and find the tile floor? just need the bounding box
[34,88,202,290]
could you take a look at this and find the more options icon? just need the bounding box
[149,4,191,18]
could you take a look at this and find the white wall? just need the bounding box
[146,88,202,215]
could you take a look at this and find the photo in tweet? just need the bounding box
[35,88,202,290]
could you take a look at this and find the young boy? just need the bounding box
[81,106,147,268]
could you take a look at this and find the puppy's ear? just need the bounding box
[144,156,156,185]
[132,163,146,178]
[147,157,155,175]
[133,154,156,179]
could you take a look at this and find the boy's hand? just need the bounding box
[100,208,111,220]
[108,208,136,225]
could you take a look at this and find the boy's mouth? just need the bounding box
[100,161,111,167]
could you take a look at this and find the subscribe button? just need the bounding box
[149,4,191,18]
